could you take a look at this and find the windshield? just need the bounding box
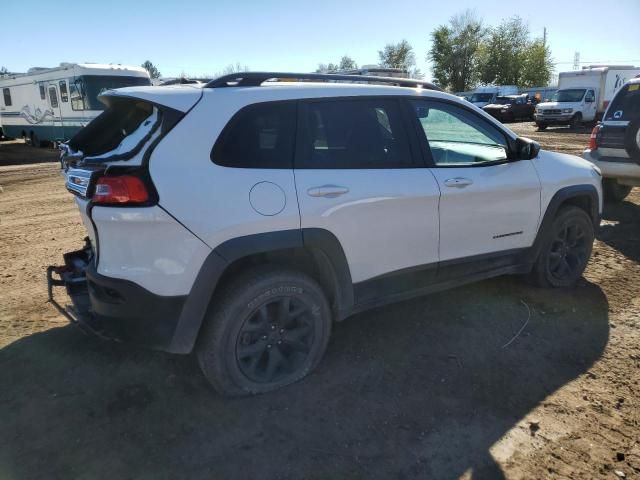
[552,89,585,103]
[70,75,151,111]
[605,83,640,121]
[470,93,494,102]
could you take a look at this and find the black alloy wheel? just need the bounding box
[236,296,315,383]
[197,267,331,396]
[547,221,590,283]
[530,206,594,288]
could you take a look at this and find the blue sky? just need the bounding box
[2,0,639,79]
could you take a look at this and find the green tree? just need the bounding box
[316,56,357,73]
[477,16,529,86]
[141,60,161,79]
[338,55,358,71]
[378,39,421,77]
[519,39,553,87]
[0,66,8,75]
[316,63,339,73]
[428,10,484,91]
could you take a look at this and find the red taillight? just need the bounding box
[93,175,150,204]
[589,125,601,150]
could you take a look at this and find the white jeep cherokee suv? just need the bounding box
[49,72,603,396]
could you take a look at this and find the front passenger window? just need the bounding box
[411,100,509,166]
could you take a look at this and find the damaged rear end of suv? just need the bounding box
[48,85,205,352]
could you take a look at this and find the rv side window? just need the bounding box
[39,84,46,100]
[69,80,85,110]
[48,87,59,108]
[2,88,12,107]
[59,81,69,102]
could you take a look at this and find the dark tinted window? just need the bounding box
[605,83,640,121]
[299,99,412,169]
[59,80,69,102]
[39,84,45,100]
[212,102,296,168]
[48,87,59,108]
[2,88,11,106]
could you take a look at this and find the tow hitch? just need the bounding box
[46,239,105,337]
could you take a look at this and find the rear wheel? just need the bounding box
[603,178,632,203]
[197,267,332,396]
[530,206,594,288]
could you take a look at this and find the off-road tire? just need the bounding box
[197,266,332,396]
[603,178,632,204]
[530,206,594,288]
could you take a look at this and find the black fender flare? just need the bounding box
[168,228,353,353]
[527,184,600,264]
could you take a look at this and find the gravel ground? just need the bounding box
[0,124,638,479]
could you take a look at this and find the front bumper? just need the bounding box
[48,246,188,352]
[582,150,640,186]
[534,114,574,124]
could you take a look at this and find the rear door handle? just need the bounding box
[444,177,474,188]
[307,185,350,198]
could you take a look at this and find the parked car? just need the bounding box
[535,65,640,130]
[469,85,519,108]
[49,72,602,396]
[483,94,535,122]
[582,76,640,202]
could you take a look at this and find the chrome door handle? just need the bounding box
[444,177,473,188]
[307,185,350,198]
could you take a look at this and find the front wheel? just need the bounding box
[530,206,595,288]
[536,122,548,131]
[603,178,632,203]
[197,267,332,396]
[570,113,583,129]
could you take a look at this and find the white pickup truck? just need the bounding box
[535,66,640,130]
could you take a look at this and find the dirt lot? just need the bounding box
[1,125,639,479]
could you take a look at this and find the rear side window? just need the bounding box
[2,88,11,106]
[605,83,640,121]
[298,98,412,169]
[211,102,296,168]
[39,84,46,100]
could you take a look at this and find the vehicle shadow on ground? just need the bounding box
[0,140,59,167]
[0,277,608,480]
[599,196,640,262]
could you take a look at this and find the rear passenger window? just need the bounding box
[605,84,640,121]
[299,99,412,169]
[211,102,296,168]
[2,88,11,106]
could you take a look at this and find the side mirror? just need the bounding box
[514,137,540,160]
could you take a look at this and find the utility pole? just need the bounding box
[543,27,547,48]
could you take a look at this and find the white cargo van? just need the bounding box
[534,65,640,130]
[469,85,519,108]
[0,63,151,146]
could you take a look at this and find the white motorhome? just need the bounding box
[0,63,151,146]
[469,85,519,108]
[534,65,640,129]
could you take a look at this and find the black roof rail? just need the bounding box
[204,72,442,91]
